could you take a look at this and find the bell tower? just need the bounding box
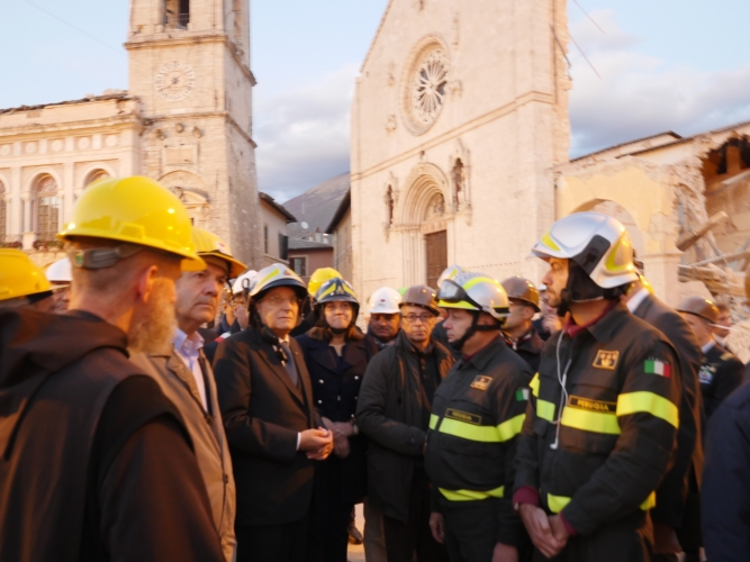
[126,0,261,266]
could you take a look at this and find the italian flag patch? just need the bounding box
[515,388,529,401]
[644,359,671,378]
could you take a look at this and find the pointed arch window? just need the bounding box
[34,175,59,241]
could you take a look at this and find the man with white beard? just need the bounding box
[0,176,224,562]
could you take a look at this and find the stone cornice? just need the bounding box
[0,114,142,140]
[125,33,255,85]
[351,90,556,182]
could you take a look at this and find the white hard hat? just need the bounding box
[368,287,402,314]
[232,269,257,295]
[46,258,73,284]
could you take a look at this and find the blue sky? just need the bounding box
[1,1,750,200]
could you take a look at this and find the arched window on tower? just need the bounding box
[0,181,6,243]
[84,169,110,188]
[385,185,394,227]
[165,0,190,28]
[34,175,59,242]
[452,158,464,209]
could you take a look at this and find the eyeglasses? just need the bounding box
[263,295,300,307]
[401,313,434,324]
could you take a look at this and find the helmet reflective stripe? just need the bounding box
[437,264,465,288]
[531,212,638,290]
[437,272,509,321]
[249,264,306,299]
[316,277,358,304]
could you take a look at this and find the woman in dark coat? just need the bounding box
[296,277,376,562]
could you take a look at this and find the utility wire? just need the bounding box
[22,0,125,55]
[568,32,601,79]
[572,0,606,35]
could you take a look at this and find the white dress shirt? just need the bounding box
[173,328,208,411]
[626,288,650,314]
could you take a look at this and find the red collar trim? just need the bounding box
[563,300,618,338]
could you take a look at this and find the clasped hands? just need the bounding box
[298,427,334,460]
[519,504,568,558]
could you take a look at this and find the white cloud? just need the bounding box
[253,64,358,201]
[568,10,750,157]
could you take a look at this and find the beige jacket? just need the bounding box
[130,348,237,562]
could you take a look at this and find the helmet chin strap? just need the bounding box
[449,312,501,352]
[557,263,631,317]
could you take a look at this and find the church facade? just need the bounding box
[0,0,262,266]
[350,0,570,298]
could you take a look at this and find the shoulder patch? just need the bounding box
[593,350,619,370]
[470,375,492,391]
[644,358,671,378]
[720,352,734,361]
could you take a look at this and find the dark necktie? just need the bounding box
[278,341,299,387]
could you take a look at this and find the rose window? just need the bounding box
[401,39,450,135]
[411,50,448,125]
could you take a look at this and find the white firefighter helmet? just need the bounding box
[531,212,638,290]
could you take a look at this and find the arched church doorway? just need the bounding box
[399,164,451,287]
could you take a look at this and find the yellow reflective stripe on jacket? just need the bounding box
[560,407,621,435]
[438,414,525,443]
[530,373,540,397]
[497,414,525,441]
[548,490,657,513]
[640,491,657,510]
[429,414,439,430]
[547,493,571,513]
[616,391,680,429]
[536,399,555,421]
[439,485,505,502]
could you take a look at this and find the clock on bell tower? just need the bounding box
[125,0,261,266]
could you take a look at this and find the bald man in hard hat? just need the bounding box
[0,177,224,561]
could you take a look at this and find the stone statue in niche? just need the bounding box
[424,192,445,222]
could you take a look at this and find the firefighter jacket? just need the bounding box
[425,335,533,546]
[514,303,681,536]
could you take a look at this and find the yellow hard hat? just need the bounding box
[192,227,246,278]
[0,249,52,302]
[57,176,204,271]
[308,267,341,296]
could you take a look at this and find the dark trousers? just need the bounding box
[236,518,309,562]
[307,458,354,562]
[382,468,449,562]
[442,498,532,562]
[533,512,652,562]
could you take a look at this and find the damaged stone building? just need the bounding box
[557,120,750,359]
[0,0,262,267]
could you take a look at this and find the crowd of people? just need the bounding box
[1,175,749,562]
